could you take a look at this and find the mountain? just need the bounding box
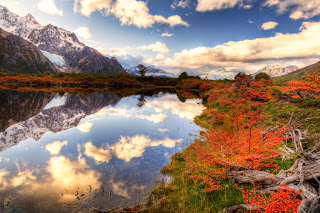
[273,61,320,84]
[124,64,177,78]
[255,64,299,77]
[0,5,125,74]
[0,28,57,74]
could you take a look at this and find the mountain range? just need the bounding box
[0,5,125,74]
[255,64,299,77]
[122,62,178,78]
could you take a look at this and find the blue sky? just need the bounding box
[1,0,320,78]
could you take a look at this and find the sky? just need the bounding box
[1,0,320,78]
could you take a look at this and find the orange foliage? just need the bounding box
[242,185,302,213]
[285,72,320,98]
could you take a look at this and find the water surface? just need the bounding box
[0,90,204,212]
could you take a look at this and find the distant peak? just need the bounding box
[24,13,39,25]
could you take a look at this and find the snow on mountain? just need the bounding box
[123,63,178,78]
[40,50,66,67]
[255,64,299,77]
[0,5,125,74]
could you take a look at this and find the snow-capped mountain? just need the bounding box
[255,64,299,77]
[0,92,120,152]
[124,64,177,78]
[0,5,125,74]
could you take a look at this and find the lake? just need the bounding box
[0,89,204,212]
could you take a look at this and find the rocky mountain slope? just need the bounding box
[0,5,125,74]
[0,28,57,74]
[255,64,299,77]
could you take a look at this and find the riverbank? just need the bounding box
[146,73,320,212]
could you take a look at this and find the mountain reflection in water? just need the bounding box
[0,89,204,212]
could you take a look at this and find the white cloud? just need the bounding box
[112,135,182,162]
[77,122,93,133]
[144,95,205,120]
[158,128,169,132]
[37,0,63,16]
[243,4,252,9]
[45,141,67,155]
[144,22,320,78]
[74,0,112,16]
[161,33,174,37]
[261,21,279,30]
[74,27,92,40]
[171,0,191,9]
[196,0,243,12]
[248,20,255,23]
[263,0,320,20]
[135,114,167,123]
[137,42,170,53]
[74,0,189,28]
[83,142,112,164]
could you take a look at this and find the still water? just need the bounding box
[0,90,204,212]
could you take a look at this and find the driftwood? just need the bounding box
[223,114,320,213]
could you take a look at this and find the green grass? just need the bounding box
[146,152,244,213]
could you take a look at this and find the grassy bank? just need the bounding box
[146,73,320,212]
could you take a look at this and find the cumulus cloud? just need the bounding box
[158,128,169,132]
[196,0,243,12]
[135,114,167,123]
[112,135,182,162]
[37,0,63,16]
[45,141,67,155]
[261,21,279,30]
[137,42,170,53]
[74,0,189,28]
[144,22,320,78]
[83,142,112,164]
[243,4,252,9]
[248,20,255,23]
[74,27,92,40]
[74,0,112,16]
[144,95,205,120]
[77,122,93,133]
[263,0,320,20]
[161,33,174,37]
[171,0,191,9]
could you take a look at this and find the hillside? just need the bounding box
[0,28,57,74]
[273,61,320,84]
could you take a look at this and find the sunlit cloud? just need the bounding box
[137,42,170,53]
[263,0,320,20]
[77,122,93,133]
[112,135,182,162]
[161,33,174,37]
[45,140,68,155]
[196,0,243,12]
[144,95,205,120]
[135,114,167,123]
[83,142,112,164]
[171,0,191,9]
[37,0,63,16]
[158,128,169,132]
[74,27,92,40]
[74,0,189,28]
[96,108,133,117]
[145,22,320,78]
[261,21,278,30]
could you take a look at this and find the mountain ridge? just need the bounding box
[0,5,125,74]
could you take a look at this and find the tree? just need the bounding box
[255,72,271,81]
[178,72,188,79]
[137,64,147,77]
